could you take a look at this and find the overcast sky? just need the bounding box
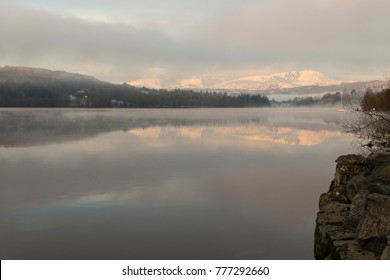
[1,0,389,83]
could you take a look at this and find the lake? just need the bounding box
[0,108,354,259]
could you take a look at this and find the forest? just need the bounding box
[0,82,271,108]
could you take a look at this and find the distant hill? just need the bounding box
[0,66,271,108]
[0,66,107,88]
[0,66,123,107]
[0,66,384,108]
[210,70,343,91]
[129,70,385,96]
[255,80,385,96]
[130,70,347,91]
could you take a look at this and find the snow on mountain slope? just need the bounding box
[179,77,204,88]
[129,78,164,89]
[129,70,344,90]
[213,70,342,91]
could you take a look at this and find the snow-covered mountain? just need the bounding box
[129,70,344,91]
[179,77,205,88]
[212,70,342,91]
[129,78,165,89]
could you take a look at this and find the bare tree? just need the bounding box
[344,82,390,152]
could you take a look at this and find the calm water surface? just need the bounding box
[0,108,354,259]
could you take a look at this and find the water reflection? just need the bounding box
[0,108,353,259]
[128,125,343,146]
[0,108,342,147]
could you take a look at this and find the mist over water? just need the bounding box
[0,108,354,259]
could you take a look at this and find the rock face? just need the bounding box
[314,153,390,259]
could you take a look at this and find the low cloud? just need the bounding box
[1,1,389,82]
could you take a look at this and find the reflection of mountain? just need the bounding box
[128,125,343,146]
[0,108,355,260]
[0,109,131,147]
[0,108,346,147]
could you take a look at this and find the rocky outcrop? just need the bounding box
[315,153,390,259]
